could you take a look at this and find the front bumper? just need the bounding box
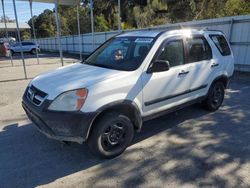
[22,91,97,144]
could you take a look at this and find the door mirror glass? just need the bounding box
[147,60,170,73]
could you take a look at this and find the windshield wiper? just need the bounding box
[81,60,87,64]
[94,64,112,69]
[83,62,113,69]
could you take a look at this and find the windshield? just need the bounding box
[84,36,154,71]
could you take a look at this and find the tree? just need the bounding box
[95,15,110,32]
[132,0,169,28]
[27,0,250,38]
[222,0,250,17]
[21,31,31,40]
[0,16,15,23]
[29,9,56,38]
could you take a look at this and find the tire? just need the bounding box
[203,81,225,112]
[30,48,36,55]
[10,50,15,56]
[87,112,134,159]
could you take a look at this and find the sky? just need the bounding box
[1,0,54,23]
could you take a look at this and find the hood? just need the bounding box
[31,63,122,100]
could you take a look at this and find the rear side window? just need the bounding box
[210,35,231,56]
[186,37,212,63]
[22,42,35,46]
[157,40,184,67]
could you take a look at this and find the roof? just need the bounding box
[118,30,163,38]
[117,29,223,38]
[18,0,80,5]
[0,22,30,31]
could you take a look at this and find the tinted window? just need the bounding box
[85,37,154,71]
[157,40,184,67]
[134,42,151,57]
[186,37,212,63]
[22,42,35,46]
[210,35,231,56]
[22,42,28,46]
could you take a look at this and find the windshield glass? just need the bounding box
[84,36,154,71]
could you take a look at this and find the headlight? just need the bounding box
[48,88,88,111]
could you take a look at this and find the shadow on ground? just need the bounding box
[0,75,250,187]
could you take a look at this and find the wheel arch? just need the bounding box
[211,75,230,88]
[86,100,143,140]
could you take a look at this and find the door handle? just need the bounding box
[178,70,189,76]
[211,63,219,68]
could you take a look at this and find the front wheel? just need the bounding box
[202,81,225,111]
[87,112,134,159]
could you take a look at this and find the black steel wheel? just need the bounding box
[203,81,225,111]
[87,112,134,158]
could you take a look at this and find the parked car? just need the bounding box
[9,41,39,55]
[22,29,234,158]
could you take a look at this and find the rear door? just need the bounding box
[209,34,234,76]
[183,35,214,96]
[22,42,30,52]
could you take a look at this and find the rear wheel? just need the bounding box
[203,81,225,111]
[30,48,36,54]
[10,50,15,56]
[87,112,134,158]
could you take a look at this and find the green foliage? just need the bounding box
[21,31,31,40]
[95,15,110,32]
[223,0,250,16]
[29,9,56,38]
[28,0,250,38]
[133,0,169,28]
[121,22,134,30]
[190,0,250,19]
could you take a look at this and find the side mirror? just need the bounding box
[147,60,170,73]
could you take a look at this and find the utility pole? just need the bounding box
[118,0,121,31]
[90,0,94,51]
[1,0,14,66]
[13,0,27,79]
[29,0,40,64]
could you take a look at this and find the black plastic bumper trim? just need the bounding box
[144,84,207,106]
[22,91,97,143]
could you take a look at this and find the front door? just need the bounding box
[141,37,192,115]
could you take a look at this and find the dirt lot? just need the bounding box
[0,55,250,187]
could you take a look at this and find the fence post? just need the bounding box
[29,0,40,65]
[54,0,64,66]
[73,35,75,53]
[229,18,234,43]
[13,0,27,79]
[77,5,82,61]
[82,35,84,57]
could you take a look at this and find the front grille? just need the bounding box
[27,85,48,106]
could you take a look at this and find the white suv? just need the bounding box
[10,41,39,55]
[22,29,234,158]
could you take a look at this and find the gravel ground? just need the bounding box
[0,56,250,188]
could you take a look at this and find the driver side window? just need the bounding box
[157,40,184,68]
